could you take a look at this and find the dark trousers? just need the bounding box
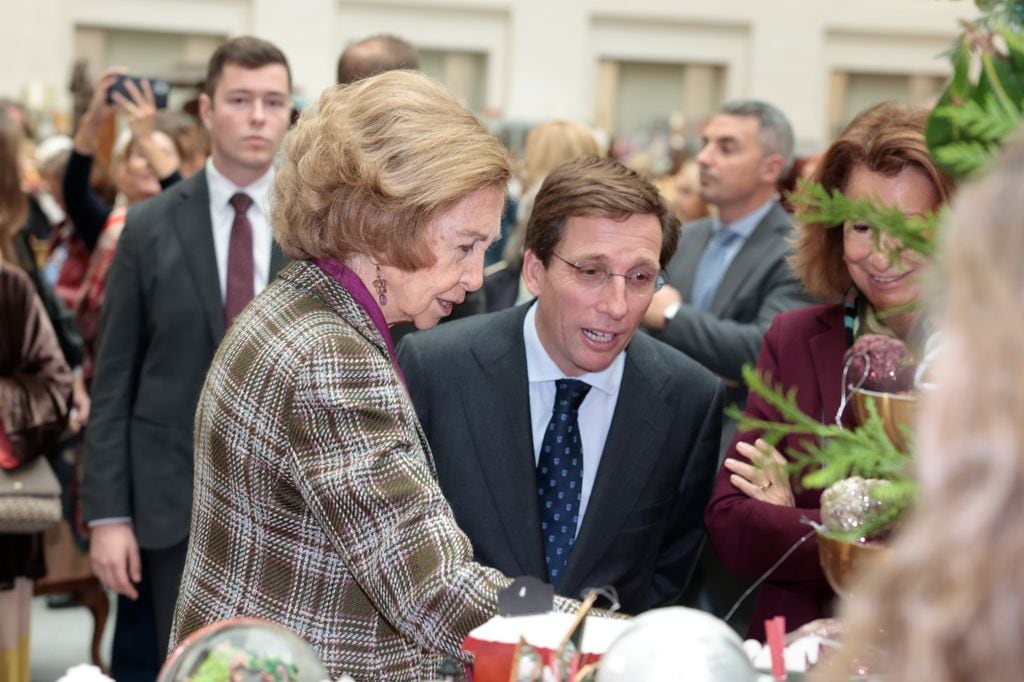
[110,577,159,682]
[144,538,189,662]
[110,537,188,680]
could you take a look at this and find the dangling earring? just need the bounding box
[372,264,388,306]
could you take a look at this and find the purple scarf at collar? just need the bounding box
[312,258,406,388]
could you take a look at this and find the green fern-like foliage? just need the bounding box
[928,8,1024,178]
[787,180,942,260]
[728,366,916,540]
[972,0,1024,33]
[729,366,914,491]
[932,94,1020,141]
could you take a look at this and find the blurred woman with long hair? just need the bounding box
[830,135,1024,682]
[0,111,73,682]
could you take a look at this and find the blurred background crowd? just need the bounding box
[0,1,999,681]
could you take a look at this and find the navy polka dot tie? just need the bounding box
[537,378,591,584]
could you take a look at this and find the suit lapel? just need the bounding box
[269,241,288,279]
[559,336,672,596]
[672,220,712,299]
[463,306,548,578]
[710,203,789,314]
[173,171,225,344]
[808,306,852,427]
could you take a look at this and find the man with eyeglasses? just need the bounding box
[397,155,724,615]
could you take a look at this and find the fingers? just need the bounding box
[91,67,128,109]
[89,525,141,600]
[723,455,757,481]
[727,438,798,507]
[729,472,761,499]
[110,90,131,111]
[92,552,139,599]
[123,77,155,107]
[730,438,787,481]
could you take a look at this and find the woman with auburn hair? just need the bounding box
[704,102,955,640]
[171,71,580,680]
[828,137,1024,682]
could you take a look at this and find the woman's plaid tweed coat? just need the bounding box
[171,260,519,680]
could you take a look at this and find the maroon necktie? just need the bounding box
[224,192,255,327]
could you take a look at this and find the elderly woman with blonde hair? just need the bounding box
[827,137,1024,682]
[171,71,580,680]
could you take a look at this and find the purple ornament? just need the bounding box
[844,334,916,393]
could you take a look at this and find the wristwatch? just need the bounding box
[663,302,682,322]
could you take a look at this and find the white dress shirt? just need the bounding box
[204,157,275,300]
[523,303,625,535]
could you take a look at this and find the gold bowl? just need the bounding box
[818,534,888,600]
[850,387,917,451]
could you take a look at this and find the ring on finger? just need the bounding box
[759,481,772,491]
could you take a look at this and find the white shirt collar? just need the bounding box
[522,302,625,397]
[204,157,274,214]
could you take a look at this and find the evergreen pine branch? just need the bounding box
[732,366,915,495]
[788,181,939,258]
[933,139,1004,177]
[932,95,1021,143]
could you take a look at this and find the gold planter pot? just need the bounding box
[850,387,918,452]
[818,534,889,600]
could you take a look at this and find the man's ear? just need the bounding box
[521,249,546,298]
[761,152,784,186]
[199,92,213,132]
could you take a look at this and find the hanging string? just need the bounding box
[724,526,819,626]
[835,352,870,426]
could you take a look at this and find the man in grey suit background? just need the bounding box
[643,100,814,447]
[398,155,724,615]
[83,37,292,657]
[642,100,814,628]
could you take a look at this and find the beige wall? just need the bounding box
[0,0,976,147]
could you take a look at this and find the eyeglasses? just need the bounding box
[551,252,665,294]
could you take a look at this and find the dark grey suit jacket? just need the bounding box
[82,170,288,549]
[654,202,814,421]
[397,303,724,615]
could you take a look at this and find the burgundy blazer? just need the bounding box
[705,303,856,640]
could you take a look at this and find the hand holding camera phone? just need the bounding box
[106,75,171,110]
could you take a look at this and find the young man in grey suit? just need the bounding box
[398,156,724,615]
[82,37,292,657]
[642,100,815,628]
[643,100,814,447]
